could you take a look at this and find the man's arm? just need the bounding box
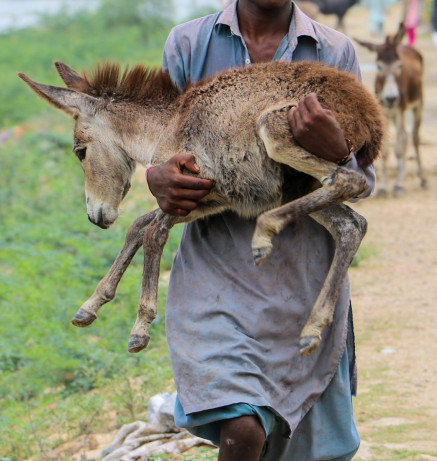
[289,38,376,200]
[147,155,214,217]
[147,29,214,217]
[288,92,349,163]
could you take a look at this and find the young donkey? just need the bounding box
[19,60,384,356]
[356,22,426,195]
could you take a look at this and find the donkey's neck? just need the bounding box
[112,102,180,167]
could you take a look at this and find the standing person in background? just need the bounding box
[432,0,437,48]
[147,1,376,460]
[404,0,422,45]
[363,0,394,36]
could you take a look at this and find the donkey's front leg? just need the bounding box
[72,211,160,327]
[299,205,367,356]
[128,211,177,353]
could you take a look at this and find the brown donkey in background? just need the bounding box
[356,23,427,196]
[19,60,384,356]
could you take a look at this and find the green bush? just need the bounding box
[0,121,179,458]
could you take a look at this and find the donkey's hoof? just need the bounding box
[377,188,388,197]
[72,309,97,327]
[252,246,272,266]
[128,334,150,353]
[421,179,429,190]
[393,185,405,197]
[299,336,321,357]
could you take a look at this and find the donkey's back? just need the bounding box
[163,61,383,218]
[177,61,382,170]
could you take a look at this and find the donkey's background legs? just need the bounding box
[393,112,408,196]
[411,104,428,189]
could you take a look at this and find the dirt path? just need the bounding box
[338,4,437,460]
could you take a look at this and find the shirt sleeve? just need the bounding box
[163,27,187,91]
[345,155,377,202]
[339,39,377,201]
[340,39,362,82]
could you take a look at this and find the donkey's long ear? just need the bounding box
[18,73,98,118]
[54,61,89,92]
[354,38,380,52]
[392,22,406,47]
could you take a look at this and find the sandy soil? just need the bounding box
[341,4,437,460]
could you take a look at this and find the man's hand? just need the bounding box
[288,93,349,163]
[147,154,214,217]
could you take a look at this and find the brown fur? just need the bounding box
[355,23,427,195]
[19,59,384,356]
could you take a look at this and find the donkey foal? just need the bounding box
[356,22,426,195]
[19,60,384,356]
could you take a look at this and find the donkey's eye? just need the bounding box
[74,146,87,161]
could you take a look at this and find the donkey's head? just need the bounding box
[18,62,136,229]
[355,23,406,109]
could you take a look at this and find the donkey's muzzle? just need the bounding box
[88,214,110,229]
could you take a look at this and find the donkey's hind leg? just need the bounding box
[72,210,160,327]
[411,103,428,189]
[128,211,177,353]
[299,205,367,355]
[252,105,367,265]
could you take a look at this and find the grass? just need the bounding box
[0,117,181,459]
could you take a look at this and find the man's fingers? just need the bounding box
[173,174,214,190]
[169,187,212,201]
[178,154,200,174]
[302,92,319,112]
[288,106,300,129]
[163,199,199,216]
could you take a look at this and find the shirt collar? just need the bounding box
[217,0,241,36]
[216,1,319,47]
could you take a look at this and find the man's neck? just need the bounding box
[236,0,293,63]
[237,0,293,42]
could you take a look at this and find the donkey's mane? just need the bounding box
[80,62,180,103]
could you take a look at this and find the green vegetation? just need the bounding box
[0,116,186,459]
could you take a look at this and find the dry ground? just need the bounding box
[340,4,437,460]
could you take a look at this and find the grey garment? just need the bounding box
[164,0,374,436]
[166,215,350,435]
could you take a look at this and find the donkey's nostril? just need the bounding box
[88,214,109,229]
[88,207,110,229]
[384,96,398,107]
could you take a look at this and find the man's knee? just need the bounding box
[219,415,265,459]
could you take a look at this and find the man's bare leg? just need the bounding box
[218,416,265,461]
